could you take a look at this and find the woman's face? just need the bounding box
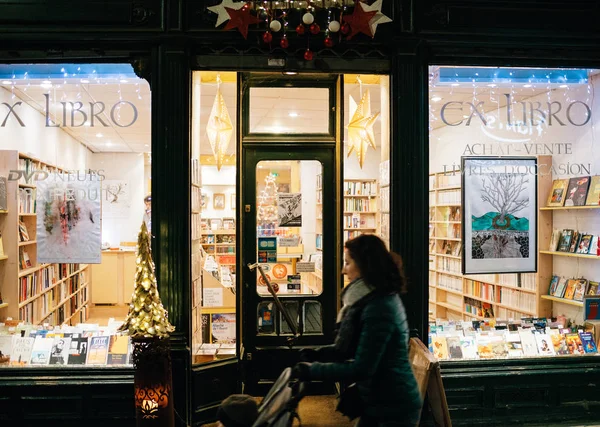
[342,249,361,282]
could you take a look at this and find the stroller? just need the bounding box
[251,367,307,427]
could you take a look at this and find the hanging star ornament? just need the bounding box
[342,1,378,40]
[208,0,244,27]
[361,0,392,36]
[223,3,260,39]
[206,88,233,170]
[346,90,380,168]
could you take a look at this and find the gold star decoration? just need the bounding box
[206,88,233,171]
[346,89,379,168]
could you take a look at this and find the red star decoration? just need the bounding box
[223,4,259,39]
[342,2,377,40]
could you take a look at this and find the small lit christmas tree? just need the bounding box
[119,221,175,338]
[256,173,278,233]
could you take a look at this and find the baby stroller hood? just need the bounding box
[251,368,306,427]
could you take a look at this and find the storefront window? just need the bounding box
[0,63,151,367]
[428,66,600,360]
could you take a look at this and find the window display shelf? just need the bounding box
[540,295,583,307]
[539,250,600,259]
[540,205,600,211]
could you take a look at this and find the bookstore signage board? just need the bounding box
[36,174,102,264]
[461,157,538,274]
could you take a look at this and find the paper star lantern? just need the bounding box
[206,88,233,170]
[342,1,378,40]
[223,4,260,39]
[207,0,244,27]
[361,0,392,36]
[346,90,379,168]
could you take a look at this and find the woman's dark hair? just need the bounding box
[344,234,407,294]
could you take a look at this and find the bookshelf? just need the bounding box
[343,178,378,242]
[0,150,90,325]
[428,158,553,322]
[379,160,390,248]
[191,158,202,354]
[316,173,322,251]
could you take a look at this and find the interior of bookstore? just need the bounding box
[428,66,600,360]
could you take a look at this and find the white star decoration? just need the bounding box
[208,0,244,27]
[361,0,392,36]
[346,90,380,169]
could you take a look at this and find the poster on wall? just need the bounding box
[211,313,236,343]
[277,193,302,227]
[36,173,102,264]
[462,157,537,274]
[101,180,131,218]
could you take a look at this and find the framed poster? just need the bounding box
[213,193,225,210]
[462,157,537,274]
[277,193,302,227]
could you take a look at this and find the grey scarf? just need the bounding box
[334,278,375,357]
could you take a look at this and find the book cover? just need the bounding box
[564,279,577,300]
[553,277,568,298]
[490,336,508,358]
[49,337,71,365]
[18,221,30,242]
[506,342,524,357]
[547,179,569,207]
[573,279,588,302]
[585,296,600,320]
[585,176,600,206]
[548,229,562,252]
[475,336,494,359]
[565,176,591,207]
[588,281,599,296]
[431,336,449,360]
[0,176,6,211]
[548,275,560,296]
[446,336,463,359]
[557,230,573,252]
[67,336,89,365]
[569,231,581,253]
[459,336,478,359]
[565,333,585,355]
[518,331,539,356]
[549,331,570,355]
[0,335,12,363]
[107,335,130,365]
[10,336,34,366]
[30,336,54,365]
[579,332,598,354]
[576,234,594,254]
[86,336,110,365]
[534,333,556,356]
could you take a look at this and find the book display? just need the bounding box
[0,151,90,326]
[343,178,378,242]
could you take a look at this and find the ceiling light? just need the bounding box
[40,80,52,88]
[84,121,91,126]
[105,141,113,146]
[2,80,11,85]
[560,84,568,88]
[96,133,103,138]
[120,79,128,83]
[430,96,442,102]
[283,72,297,75]
[81,79,90,83]
[450,83,460,87]
[524,84,532,88]
[487,84,497,88]
[288,112,299,117]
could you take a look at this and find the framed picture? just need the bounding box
[201,193,209,210]
[462,157,537,274]
[213,193,225,210]
[231,193,236,210]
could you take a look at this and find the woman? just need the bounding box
[293,234,422,427]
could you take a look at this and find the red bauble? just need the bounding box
[280,37,289,48]
[303,49,314,61]
[262,31,273,43]
[309,23,320,35]
[341,23,350,35]
[324,36,334,47]
[296,24,305,35]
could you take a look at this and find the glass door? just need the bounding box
[241,146,338,383]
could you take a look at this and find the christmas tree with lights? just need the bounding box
[257,173,278,235]
[118,221,175,339]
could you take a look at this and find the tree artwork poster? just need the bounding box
[461,157,537,274]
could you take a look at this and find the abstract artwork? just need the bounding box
[462,157,537,274]
[37,173,102,264]
[101,180,131,219]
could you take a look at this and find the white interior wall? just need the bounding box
[201,165,236,220]
[301,161,319,257]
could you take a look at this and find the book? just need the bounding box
[579,331,598,353]
[585,296,600,320]
[569,231,581,253]
[534,333,555,356]
[0,176,6,211]
[490,336,508,358]
[563,279,577,300]
[49,337,71,365]
[565,332,585,355]
[553,277,568,298]
[459,336,478,359]
[548,229,562,252]
[585,176,600,206]
[431,336,449,360]
[86,336,110,365]
[557,229,573,252]
[107,335,130,365]
[10,336,34,366]
[446,336,463,359]
[565,176,591,207]
[519,331,539,356]
[67,336,89,365]
[573,279,588,302]
[576,234,594,254]
[587,281,599,296]
[0,335,12,362]
[18,221,30,242]
[549,331,570,355]
[548,275,560,295]
[547,179,569,207]
[30,336,54,365]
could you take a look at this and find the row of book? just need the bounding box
[429,318,598,360]
[344,198,375,212]
[436,190,460,205]
[548,276,599,300]
[343,213,376,229]
[549,228,599,255]
[18,187,36,213]
[19,265,85,304]
[547,176,600,207]
[343,181,377,196]
[432,172,461,190]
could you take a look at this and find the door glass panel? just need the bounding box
[249,87,329,134]
[255,160,323,297]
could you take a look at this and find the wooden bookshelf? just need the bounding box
[428,158,553,322]
[343,178,378,242]
[0,150,90,325]
[540,295,584,307]
[540,205,600,211]
[539,250,600,260]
